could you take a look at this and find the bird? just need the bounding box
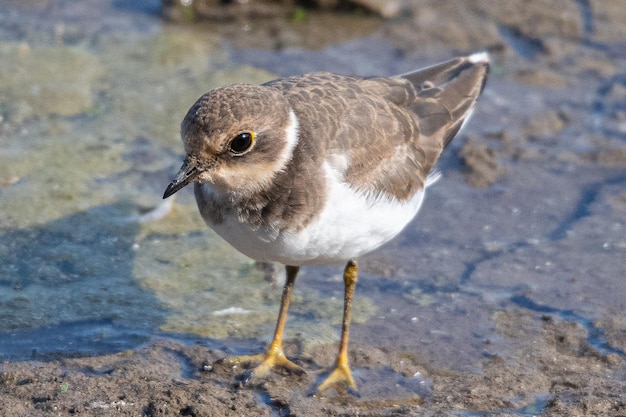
[163,52,489,394]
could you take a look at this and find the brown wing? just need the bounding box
[266,54,489,202]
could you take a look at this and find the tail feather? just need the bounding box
[400,52,490,148]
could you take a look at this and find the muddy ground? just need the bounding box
[2,315,626,416]
[1,0,626,416]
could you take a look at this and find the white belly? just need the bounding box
[202,176,426,266]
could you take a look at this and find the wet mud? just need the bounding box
[1,0,625,416]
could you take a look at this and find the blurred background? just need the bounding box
[0,0,624,414]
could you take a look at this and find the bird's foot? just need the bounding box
[316,362,359,396]
[218,348,305,383]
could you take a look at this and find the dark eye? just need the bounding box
[228,132,255,155]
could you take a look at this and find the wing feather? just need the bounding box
[265,54,489,202]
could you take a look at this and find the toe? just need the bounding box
[217,350,305,382]
[317,363,358,395]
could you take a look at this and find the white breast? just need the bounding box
[203,161,426,266]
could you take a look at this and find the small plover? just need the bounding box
[164,52,489,394]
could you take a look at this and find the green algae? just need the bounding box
[0,43,102,118]
[133,206,377,348]
[0,28,276,228]
[0,26,375,350]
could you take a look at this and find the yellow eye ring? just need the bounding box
[229,131,256,155]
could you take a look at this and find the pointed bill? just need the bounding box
[163,158,202,199]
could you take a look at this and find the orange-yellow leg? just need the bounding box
[317,259,359,394]
[220,265,304,380]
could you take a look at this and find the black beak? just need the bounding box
[163,159,201,199]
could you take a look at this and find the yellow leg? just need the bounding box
[317,259,359,394]
[220,265,304,379]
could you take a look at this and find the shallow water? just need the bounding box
[0,0,385,359]
[0,0,625,413]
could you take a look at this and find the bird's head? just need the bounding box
[163,84,299,199]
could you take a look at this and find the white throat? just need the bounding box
[274,109,300,172]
